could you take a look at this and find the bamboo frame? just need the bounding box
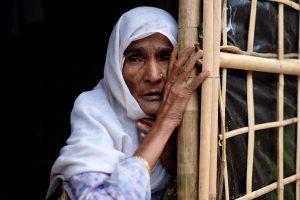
[178,0,300,199]
[206,0,299,199]
[177,0,200,199]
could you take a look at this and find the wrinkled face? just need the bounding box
[122,33,173,116]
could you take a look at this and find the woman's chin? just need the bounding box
[140,103,160,116]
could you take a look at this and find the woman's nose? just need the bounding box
[144,60,162,83]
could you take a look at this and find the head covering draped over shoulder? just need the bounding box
[47,6,178,199]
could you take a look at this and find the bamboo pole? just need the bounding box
[209,0,221,199]
[220,117,298,139]
[220,2,230,198]
[177,0,200,199]
[217,53,300,75]
[246,0,257,194]
[220,45,298,58]
[218,86,229,200]
[277,3,284,200]
[199,0,214,199]
[236,174,300,200]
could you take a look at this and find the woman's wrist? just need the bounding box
[134,155,152,174]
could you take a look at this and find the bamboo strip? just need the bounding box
[209,0,221,199]
[277,3,284,200]
[218,85,230,200]
[221,69,229,200]
[199,0,214,198]
[297,76,300,200]
[177,0,200,199]
[245,0,257,194]
[222,0,227,45]
[246,71,255,194]
[247,0,257,53]
[220,1,229,197]
[267,0,300,11]
[217,53,300,75]
[219,118,298,140]
[236,174,300,200]
[277,75,285,200]
[220,45,298,58]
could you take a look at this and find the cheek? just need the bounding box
[123,67,142,94]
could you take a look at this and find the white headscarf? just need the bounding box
[46,6,177,198]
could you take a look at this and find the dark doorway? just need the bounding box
[3,0,178,199]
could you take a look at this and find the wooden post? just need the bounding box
[177,0,200,199]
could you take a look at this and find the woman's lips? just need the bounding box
[141,92,163,101]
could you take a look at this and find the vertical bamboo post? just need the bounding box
[296,10,300,200]
[199,0,214,198]
[277,3,285,200]
[199,0,221,199]
[177,0,200,199]
[221,1,229,199]
[246,0,257,194]
[209,0,222,199]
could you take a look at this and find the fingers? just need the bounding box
[180,49,203,81]
[166,46,178,81]
[168,45,195,83]
[188,69,210,90]
[138,118,154,127]
[163,45,198,101]
[136,118,154,134]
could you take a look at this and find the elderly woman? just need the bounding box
[46,6,209,200]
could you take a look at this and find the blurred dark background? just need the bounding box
[3,0,177,199]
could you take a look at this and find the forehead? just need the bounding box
[126,33,173,51]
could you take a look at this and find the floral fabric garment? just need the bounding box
[68,157,151,200]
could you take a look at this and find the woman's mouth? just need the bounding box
[141,92,163,101]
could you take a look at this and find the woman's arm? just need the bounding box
[68,157,151,200]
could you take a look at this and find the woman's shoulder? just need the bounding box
[76,85,108,104]
[71,85,121,125]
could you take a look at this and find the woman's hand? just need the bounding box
[156,46,209,129]
[136,118,177,175]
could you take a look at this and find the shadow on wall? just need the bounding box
[3,0,177,199]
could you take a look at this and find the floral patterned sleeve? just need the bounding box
[67,157,151,200]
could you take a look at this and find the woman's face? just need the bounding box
[123,33,173,116]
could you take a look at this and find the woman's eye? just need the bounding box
[159,54,171,62]
[128,55,143,63]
